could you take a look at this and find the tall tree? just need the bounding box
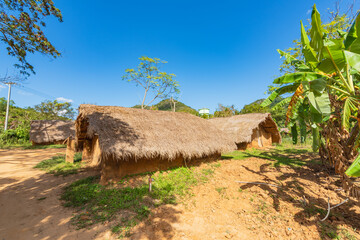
[0,0,63,76]
[122,56,180,109]
[214,104,239,118]
[34,100,75,119]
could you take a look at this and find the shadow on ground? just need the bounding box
[226,148,360,239]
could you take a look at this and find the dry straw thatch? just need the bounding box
[208,113,281,145]
[30,120,75,144]
[76,104,236,162]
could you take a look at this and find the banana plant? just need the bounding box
[262,5,360,176]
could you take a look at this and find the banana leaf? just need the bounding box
[291,123,298,145]
[309,78,327,95]
[273,72,323,84]
[345,154,360,177]
[300,21,319,68]
[312,127,320,152]
[318,39,346,74]
[299,118,307,144]
[310,5,324,54]
[344,50,360,72]
[345,13,360,49]
[261,84,300,107]
[307,92,331,115]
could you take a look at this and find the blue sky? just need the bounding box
[0,0,357,113]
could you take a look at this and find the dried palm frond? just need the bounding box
[286,83,304,124]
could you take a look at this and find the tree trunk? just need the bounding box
[141,88,149,110]
[321,94,360,200]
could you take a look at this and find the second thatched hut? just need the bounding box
[29,120,75,145]
[209,113,281,150]
[74,104,236,183]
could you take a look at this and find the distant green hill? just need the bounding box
[132,99,198,115]
[240,97,286,127]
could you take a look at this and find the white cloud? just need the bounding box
[57,109,67,116]
[306,9,312,15]
[56,97,73,103]
[0,84,5,92]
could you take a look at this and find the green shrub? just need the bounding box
[34,154,83,176]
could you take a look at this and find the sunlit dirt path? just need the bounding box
[0,148,111,240]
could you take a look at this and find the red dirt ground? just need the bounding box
[1,148,360,240]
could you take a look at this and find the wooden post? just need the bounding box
[82,139,92,163]
[65,137,75,163]
[90,135,101,166]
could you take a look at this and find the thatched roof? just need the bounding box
[76,104,236,161]
[208,113,281,144]
[30,120,75,144]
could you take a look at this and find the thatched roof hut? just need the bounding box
[30,120,75,145]
[75,104,236,182]
[209,113,281,150]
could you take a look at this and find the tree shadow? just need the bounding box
[225,148,311,167]
[77,112,141,152]
[233,148,360,238]
[0,166,101,240]
[0,177,17,186]
[30,120,75,145]
[130,205,182,240]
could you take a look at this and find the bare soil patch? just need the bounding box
[130,149,360,240]
[0,148,112,240]
[1,148,360,240]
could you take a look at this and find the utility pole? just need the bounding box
[4,82,15,131]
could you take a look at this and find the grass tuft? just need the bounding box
[222,146,311,168]
[34,153,82,176]
[0,143,66,150]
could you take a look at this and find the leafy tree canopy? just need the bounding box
[123,56,180,109]
[214,104,240,118]
[0,0,62,76]
[34,100,76,120]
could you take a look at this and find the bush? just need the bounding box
[0,129,18,144]
[15,127,29,140]
[0,128,30,145]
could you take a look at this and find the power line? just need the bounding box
[14,85,56,100]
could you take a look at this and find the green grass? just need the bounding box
[34,153,82,176]
[277,137,313,150]
[23,144,66,150]
[222,146,312,168]
[318,222,340,239]
[0,142,66,150]
[61,165,217,237]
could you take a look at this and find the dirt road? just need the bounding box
[0,148,111,240]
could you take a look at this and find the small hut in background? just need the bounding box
[30,120,75,145]
[74,104,236,183]
[209,113,281,150]
[280,127,290,136]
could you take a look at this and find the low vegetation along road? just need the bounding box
[0,146,359,240]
